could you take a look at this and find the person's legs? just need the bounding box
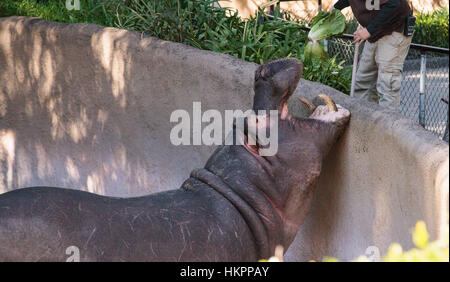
[354,41,379,103]
[375,32,412,111]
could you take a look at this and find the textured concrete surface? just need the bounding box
[0,17,448,261]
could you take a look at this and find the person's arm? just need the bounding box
[366,0,401,36]
[333,0,350,10]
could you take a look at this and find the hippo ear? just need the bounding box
[254,64,265,81]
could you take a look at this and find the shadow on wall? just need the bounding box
[0,18,137,196]
[0,17,251,197]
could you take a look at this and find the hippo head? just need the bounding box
[253,58,303,113]
[204,58,350,259]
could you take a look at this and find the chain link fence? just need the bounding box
[327,36,449,141]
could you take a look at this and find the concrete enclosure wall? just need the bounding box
[0,17,448,261]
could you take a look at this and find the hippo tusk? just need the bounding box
[280,102,291,120]
[318,94,338,112]
[298,97,316,114]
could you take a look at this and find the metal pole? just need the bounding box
[419,53,426,127]
[442,98,449,142]
[350,42,361,97]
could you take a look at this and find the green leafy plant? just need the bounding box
[382,220,449,262]
[0,0,119,26]
[303,41,329,61]
[304,10,346,62]
[414,8,449,48]
[112,0,309,64]
[322,220,449,262]
[309,11,329,27]
[301,56,352,94]
[117,0,351,93]
[307,9,346,41]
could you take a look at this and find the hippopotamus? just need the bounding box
[0,58,350,261]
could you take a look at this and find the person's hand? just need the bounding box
[329,6,335,13]
[353,27,371,44]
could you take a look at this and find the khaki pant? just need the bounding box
[354,32,412,111]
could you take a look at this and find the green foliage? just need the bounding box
[0,0,118,26]
[118,0,351,93]
[301,56,352,94]
[383,220,448,262]
[414,8,449,48]
[301,9,350,92]
[308,9,346,41]
[304,41,329,61]
[0,0,352,93]
[309,11,329,28]
[304,11,345,62]
[114,0,308,64]
[323,220,449,262]
[412,220,429,249]
[343,18,359,34]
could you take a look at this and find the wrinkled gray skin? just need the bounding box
[0,58,350,262]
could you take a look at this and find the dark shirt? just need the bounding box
[334,0,401,36]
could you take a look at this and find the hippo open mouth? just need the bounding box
[244,58,304,160]
[242,93,349,179]
[245,58,347,165]
[243,95,342,151]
